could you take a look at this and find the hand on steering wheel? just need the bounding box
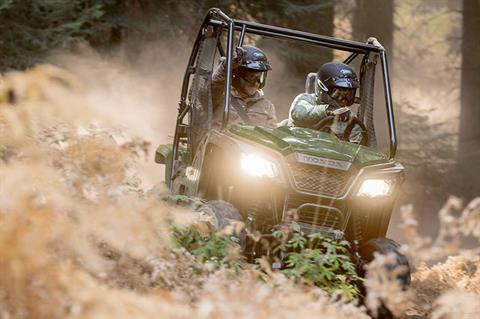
[312,114,369,146]
[327,107,351,122]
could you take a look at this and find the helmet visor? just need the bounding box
[330,77,359,89]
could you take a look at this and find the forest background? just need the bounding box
[1,0,479,241]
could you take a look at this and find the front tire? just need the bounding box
[359,237,411,286]
[358,238,411,319]
[204,200,244,229]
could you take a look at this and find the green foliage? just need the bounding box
[171,225,243,274]
[173,224,361,298]
[0,0,111,71]
[273,231,362,300]
[171,225,205,251]
[1,0,335,86]
[191,233,243,274]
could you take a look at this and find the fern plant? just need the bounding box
[171,225,243,274]
[172,224,362,298]
[273,231,362,300]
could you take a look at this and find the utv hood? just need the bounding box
[229,125,388,168]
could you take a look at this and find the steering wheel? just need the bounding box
[312,115,369,146]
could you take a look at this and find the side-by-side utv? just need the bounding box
[155,8,410,283]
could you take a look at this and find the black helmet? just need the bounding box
[315,62,359,106]
[233,45,271,96]
[238,45,271,71]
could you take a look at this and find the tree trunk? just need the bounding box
[351,0,394,150]
[458,0,480,198]
[352,0,394,57]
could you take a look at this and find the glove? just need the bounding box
[232,46,246,69]
[327,107,352,122]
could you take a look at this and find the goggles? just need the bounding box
[237,69,267,86]
[330,87,356,106]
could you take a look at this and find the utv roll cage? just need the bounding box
[172,8,397,183]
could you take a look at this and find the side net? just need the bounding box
[358,53,378,148]
[188,28,218,157]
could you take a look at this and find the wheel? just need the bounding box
[204,200,244,229]
[358,238,411,319]
[158,196,243,234]
[204,200,246,250]
[312,115,369,146]
[359,237,411,286]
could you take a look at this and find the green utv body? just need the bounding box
[156,8,410,285]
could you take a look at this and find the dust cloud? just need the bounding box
[47,41,189,191]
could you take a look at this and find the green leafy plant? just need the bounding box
[273,231,362,300]
[171,224,205,251]
[191,233,243,274]
[171,225,243,274]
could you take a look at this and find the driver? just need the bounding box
[211,45,277,127]
[288,62,363,143]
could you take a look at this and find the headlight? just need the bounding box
[240,154,277,178]
[357,179,393,198]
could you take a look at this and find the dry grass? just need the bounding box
[0,65,479,319]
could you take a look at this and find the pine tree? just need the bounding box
[0,0,110,71]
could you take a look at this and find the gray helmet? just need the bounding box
[315,62,359,106]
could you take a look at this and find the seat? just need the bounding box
[305,72,317,94]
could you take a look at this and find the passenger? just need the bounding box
[211,45,277,127]
[288,62,364,143]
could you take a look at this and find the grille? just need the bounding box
[288,163,350,196]
[286,193,345,231]
[298,207,343,229]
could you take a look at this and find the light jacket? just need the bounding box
[289,93,363,143]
